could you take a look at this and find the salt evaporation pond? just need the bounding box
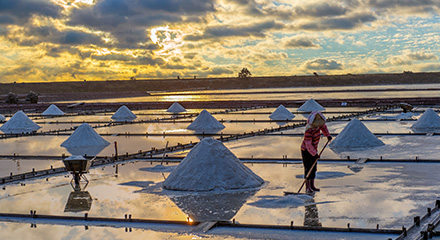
[1,102,440,239]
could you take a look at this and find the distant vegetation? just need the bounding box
[238,68,252,78]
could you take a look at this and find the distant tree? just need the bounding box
[130,76,136,80]
[238,68,252,78]
[313,72,319,77]
[26,91,39,104]
[5,92,18,104]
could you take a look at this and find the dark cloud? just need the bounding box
[303,59,343,70]
[298,12,376,30]
[283,36,320,48]
[185,21,284,41]
[0,0,62,25]
[67,0,215,47]
[407,52,438,61]
[294,2,347,17]
[60,31,104,45]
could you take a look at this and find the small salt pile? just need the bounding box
[297,99,325,112]
[0,110,41,134]
[411,108,440,130]
[187,110,225,131]
[329,119,384,149]
[269,105,295,120]
[61,123,110,156]
[0,114,5,122]
[163,138,264,191]
[42,104,65,116]
[111,105,137,122]
[167,102,186,113]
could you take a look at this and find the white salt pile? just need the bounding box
[111,105,137,122]
[0,110,41,134]
[329,119,384,149]
[163,138,264,191]
[187,110,225,131]
[297,98,325,112]
[411,108,440,130]
[61,123,110,156]
[269,105,295,120]
[0,114,5,122]
[42,104,65,116]
[167,102,186,113]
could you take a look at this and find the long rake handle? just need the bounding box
[297,139,330,194]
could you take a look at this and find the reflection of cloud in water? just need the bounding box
[63,145,108,156]
[296,171,353,180]
[167,189,258,222]
[139,165,176,173]
[248,195,312,209]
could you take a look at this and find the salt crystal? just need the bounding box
[0,110,41,134]
[167,102,186,113]
[187,110,225,130]
[297,99,325,112]
[411,108,440,130]
[330,119,384,149]
[111,105,137,122]
[163,138,264,191]
[42,104,65,116]
[269,105,295,120]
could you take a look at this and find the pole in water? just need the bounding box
[114,141,118,160]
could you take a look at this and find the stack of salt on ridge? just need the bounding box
[111,105,137,122]
[42,104,65,116]
[61,123,110,156]
[0,110,41,134]
[163,138,264,191]
[297,98,325,112]
[167,102,186,113]
[411,108,440,130]
[329,119,384,149]
[0,114,5,122]
[187,109,225,130]
[269,105,295,120]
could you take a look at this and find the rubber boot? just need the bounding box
[305,179,314,194]
[310,179,320,191]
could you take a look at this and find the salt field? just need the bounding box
[1,86,440,239]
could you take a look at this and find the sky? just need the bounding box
[0,0,439,83]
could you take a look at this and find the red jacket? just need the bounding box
[301,124,330,156]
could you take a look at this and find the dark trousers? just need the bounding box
[301,149,318,179]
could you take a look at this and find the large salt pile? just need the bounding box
[187,110,225,131]
[297,99,325,112]
[42,104,65,116]
[163,138,264,191]
[0,114,5,122]
[167,102,186,113]
[0,110,41,134]
[111,105,137,122]
[329,119,384,150]
[61,123,110,156]
[269,105,295,120]
[411,108,440,130]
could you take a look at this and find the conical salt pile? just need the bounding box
[111,105,137,122]
[411,109,440,130]
[164,138,264,191]
[42,104,65,116]
[187,110,225,130]
[0,114,5,122]
[167,102,186,113]
[0,110,41,134]
[329,119,384,149]
[269,105,295,120]
[297,99,325,112]
[61,123,110,156]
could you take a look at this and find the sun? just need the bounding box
[150,26,185,56]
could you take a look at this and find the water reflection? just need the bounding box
[167,189,258,222]
[304,198,321,227]
[64,190,93,212]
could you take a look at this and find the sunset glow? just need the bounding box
[0,0,439,83]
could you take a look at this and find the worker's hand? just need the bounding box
[327,136,333,141]
[314,154,319,159]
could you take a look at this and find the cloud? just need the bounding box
[385,51,438,65]
[296,12,377,30]
[0,0,62,25]
[282,36,321,49]
[185,21,284,40]
[303,59,343,70]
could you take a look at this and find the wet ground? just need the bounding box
[1,87,440,239]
